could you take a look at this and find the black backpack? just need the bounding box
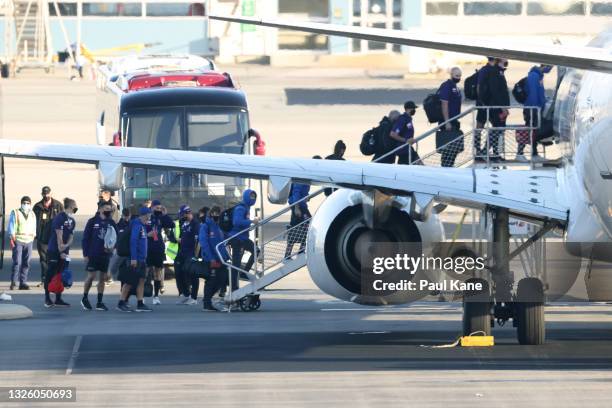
[360,128,377,156]
[464,70,479,101]
[116,223,132,257]
[219,205,238,233]
[423,93,443,123]
[512,77,529,104]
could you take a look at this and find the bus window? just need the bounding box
[187,108,248,154]
[126,109,182,149]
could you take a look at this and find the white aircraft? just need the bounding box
[0,17,610,345]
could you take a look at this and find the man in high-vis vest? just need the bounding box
[8,196,37,290]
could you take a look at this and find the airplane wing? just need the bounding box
[0,140,568,223]
[208,15,612,73]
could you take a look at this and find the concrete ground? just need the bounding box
[0,65,610,407]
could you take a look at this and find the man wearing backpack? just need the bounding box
[372,110,401,164]
[438,67,463,167]
[199,206,230,312]
[117,206,152,313]
[517,64,552,162]
[81,202,117,311]
[389,101,420,165]
[229,189,260,291]
[476,58,510,161]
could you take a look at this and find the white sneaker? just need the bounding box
[152,296,161,305]
[532,155,547,163]
[184,298,197,306]
[515,154,528,162]
[0,292,12,301]
[176,295,189,305]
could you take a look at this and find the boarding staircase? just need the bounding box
[215,105,551,311]
[13,0,53,71]
[216,189,324,311]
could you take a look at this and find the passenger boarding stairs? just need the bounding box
[13,0,53,71]
[216,189,324,311]
[215,105,551,311]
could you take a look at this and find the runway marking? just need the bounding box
[65,335,82,376]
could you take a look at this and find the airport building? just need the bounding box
[0,0,610,69]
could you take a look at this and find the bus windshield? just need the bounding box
[122,106,250,215]
[125,107,250,154]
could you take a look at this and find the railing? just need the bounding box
[377,105,543,168]
[215,188,325,305]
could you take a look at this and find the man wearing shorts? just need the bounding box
[117,206,152,313]
[81,202,117,311]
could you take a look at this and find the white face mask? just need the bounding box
[21,204,31,212]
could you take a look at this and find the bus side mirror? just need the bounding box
[249,128,266,156]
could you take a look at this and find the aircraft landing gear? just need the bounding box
[462,278,491,336]
[516,277,545,345]
[462,207,551,345]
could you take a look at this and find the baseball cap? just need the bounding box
[179,205,192,215]
[41,186,51,194]
[151,199,161,207]
[404,101,418,110]
[139,207,152,216]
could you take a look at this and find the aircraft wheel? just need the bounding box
[516,278,545,345]
[462,278,491,336]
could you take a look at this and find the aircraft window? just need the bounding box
[353,0,361,16]
[126,110,183,150]
[278,0,329,17]
[527,1,585,15]
[145,3,205,17]
[591,2,612,15]
[48,2,77,16]
[82,2,142,16]
[426,2,459,15]
[463,1,522,15]
[186,109,248,154]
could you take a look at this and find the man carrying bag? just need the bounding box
[198,206,230,312]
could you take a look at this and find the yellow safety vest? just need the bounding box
[12,209,36,244]
[165,220,180,261]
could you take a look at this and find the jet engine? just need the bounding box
[306,189,445,305]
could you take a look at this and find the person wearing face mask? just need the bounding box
[175,205,200,305]
[44,198,77,307]
[198,207,209,223]
[517,64,553,163]
[33,186,63,287]
[229,190,260,287]
[8,196,37,290]
[146,199,175,305]
[116,206,153,312]
[437,67,464,167]
[98,189,120,222]
[198,206,230,311]
[81,203,118,311]
[482,58,511,161]
[389,101,421,165]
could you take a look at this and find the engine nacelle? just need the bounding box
[306,189,445,305]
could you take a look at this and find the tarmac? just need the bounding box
[0,66,611,407]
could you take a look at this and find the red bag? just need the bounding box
[48,273,64,294]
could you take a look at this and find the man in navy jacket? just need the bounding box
[229,189,259,290]
[199,206,230,311]
[81,202,117,312]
